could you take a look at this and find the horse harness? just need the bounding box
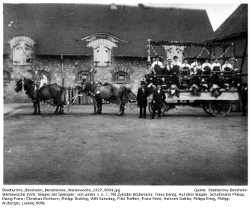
[87,81,115,100]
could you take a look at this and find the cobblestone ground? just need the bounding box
[3,103,248,185]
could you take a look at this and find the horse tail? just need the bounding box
[122,85,136,102]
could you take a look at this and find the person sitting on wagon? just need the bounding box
[181,58,191,75]
[211,58,222,72]
[151,55,164,75]
[166,59,173,72]
[162,60,172,76]
[172,56,182,75]
[222,59,233,72]
[202,58,212,75]
[190,57,201,75]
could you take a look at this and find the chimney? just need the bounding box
[110,3,117,10]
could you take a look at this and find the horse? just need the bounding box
[15,78,67,115]
[80,81,132,115]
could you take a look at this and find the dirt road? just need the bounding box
[3,104,248,185]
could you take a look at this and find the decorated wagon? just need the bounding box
[143,39,242,117]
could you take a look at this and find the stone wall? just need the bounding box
[3,54,149,103]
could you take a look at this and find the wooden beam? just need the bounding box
[61,55,64,87]
[240,38,248,74]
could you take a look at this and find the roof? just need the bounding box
[3,4,214,57]
[212,4,248,40]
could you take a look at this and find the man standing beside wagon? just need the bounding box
[137,81,149,119]
[150,83,166,119]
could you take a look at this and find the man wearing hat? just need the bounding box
[150,83,166,119]
[172,56,182,74]
[137,81,149,118]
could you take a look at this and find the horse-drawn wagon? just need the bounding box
[64,39,244,117]
[142,39,244,117]
[17,38,245,117]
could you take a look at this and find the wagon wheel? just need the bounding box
[202,101,213,115]
[209,101,231,117]
[148,102,167,115]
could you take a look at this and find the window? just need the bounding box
[113,71,130,83]
[94,45,112,67]
[9,36,35,66]
[86,37,117,67]
[13,42,33,65]
[76,71,90,84]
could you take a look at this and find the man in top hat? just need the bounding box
[137,81,149,118]
[151,55,164,75]
[150,82,166,119]
[172,56,182,74]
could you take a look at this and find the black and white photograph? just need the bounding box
[1,0,248,207]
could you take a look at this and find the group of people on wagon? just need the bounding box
[148,55,235,77]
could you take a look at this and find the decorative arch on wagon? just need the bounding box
[8,36,36,65]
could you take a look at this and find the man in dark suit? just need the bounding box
[151,83,166,119]
[137,82,149,118]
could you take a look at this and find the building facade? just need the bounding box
[209,4,248,83]
[3,3,214,103]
